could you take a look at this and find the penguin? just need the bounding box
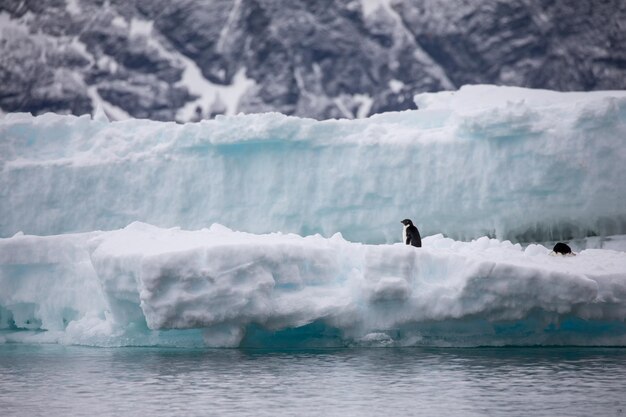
[551,242,574,256]
[401,219,422,247]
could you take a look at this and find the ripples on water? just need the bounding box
[1,345,625,416]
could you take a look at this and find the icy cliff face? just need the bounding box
[1,0,624,121]
[2,85,626,243]
[1,222,626,347]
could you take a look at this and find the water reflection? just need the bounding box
[1,345,625,417]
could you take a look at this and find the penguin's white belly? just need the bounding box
[402,225,408,244]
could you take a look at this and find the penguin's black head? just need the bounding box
[401,219,413,226]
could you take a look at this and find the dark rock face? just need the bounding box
[0,0,624,121]
[394,0,626,92]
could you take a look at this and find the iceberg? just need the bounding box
[2,85,626,348]
[1,222,625,347]
[2,85,626,243]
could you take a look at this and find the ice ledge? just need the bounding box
[413,84,626,114]
[3,86,626,243]
[1,223,626,347]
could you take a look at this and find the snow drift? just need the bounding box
[1,223,626,348]
[2,85,626,243]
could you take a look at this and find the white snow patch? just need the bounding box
[129,18,153,38]
[332,94,374,119]
[69,36,94,65]
[65,0,82,15]
[216,0,242,54]
[333,97,354,119]
[389,79,404,93]
[354,94,374,118]
[176,64,255,121]
[86,86,131,121]
[361,0,395,17]
[111,16,127,29]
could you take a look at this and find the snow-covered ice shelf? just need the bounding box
[1,223,625,347]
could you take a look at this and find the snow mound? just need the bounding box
[1,223,625,348]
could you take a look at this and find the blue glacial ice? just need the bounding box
[1,85,626,242]
[1,85,626,348]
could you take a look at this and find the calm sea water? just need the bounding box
[1,345,625,417]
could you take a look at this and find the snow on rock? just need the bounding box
[1,223,625,348]
[1,85,626,243]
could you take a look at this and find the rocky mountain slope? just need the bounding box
[1,0,624,121]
